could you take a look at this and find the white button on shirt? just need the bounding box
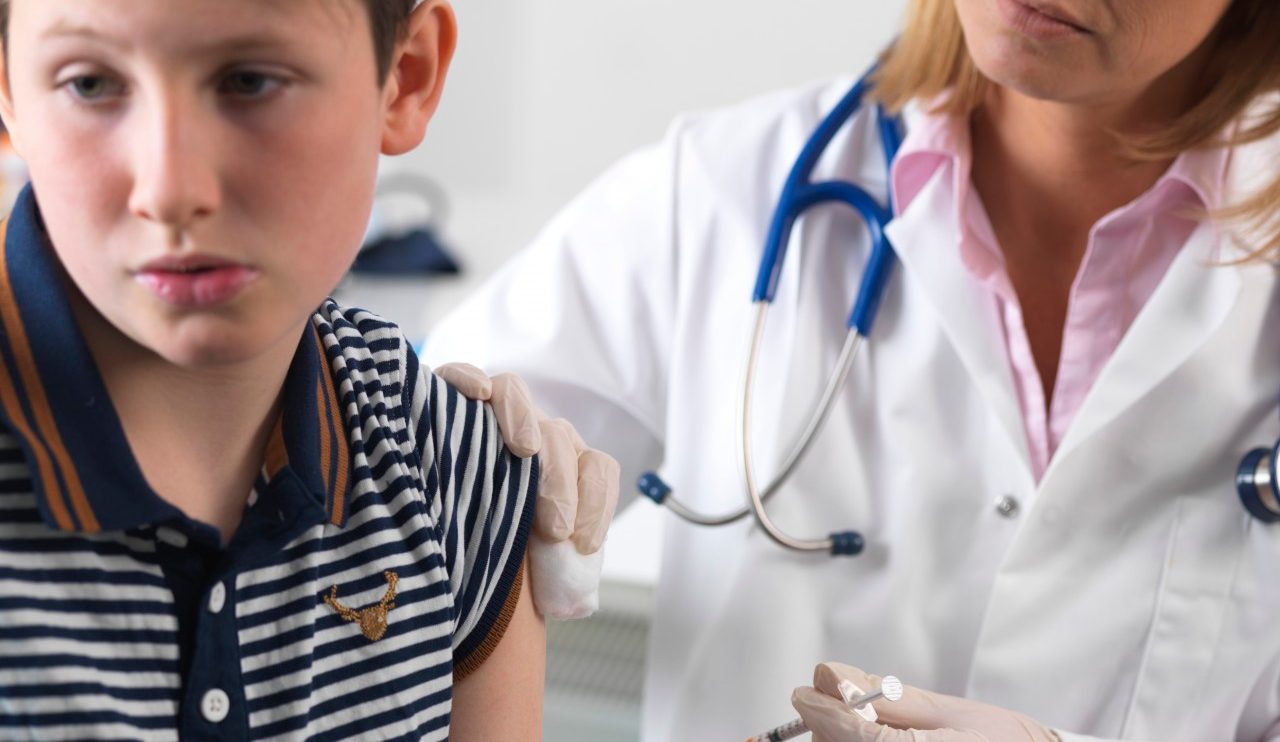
[201,688,230,723]
[208,582,226,614]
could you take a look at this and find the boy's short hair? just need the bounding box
[0,0,416,84]
[366,0,417,83]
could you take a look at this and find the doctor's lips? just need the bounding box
[996,0,1092,38]
[134,253,259,309]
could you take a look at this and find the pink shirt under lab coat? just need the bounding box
[890,112,1229,480]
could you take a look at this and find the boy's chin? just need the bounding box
[135,321,299,372]
[153,341,266,370]
[72,284,308,373]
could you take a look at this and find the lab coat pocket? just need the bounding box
[1123,496,1247,739]
[1232,512,1280,606]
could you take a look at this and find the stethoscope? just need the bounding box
[637,65,901,557]
[637,63,1280,558]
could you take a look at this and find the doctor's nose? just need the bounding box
[127,97,222,237]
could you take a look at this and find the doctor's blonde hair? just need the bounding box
[874,0,1280,259]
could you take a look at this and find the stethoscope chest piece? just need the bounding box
[1236,441,1280,523]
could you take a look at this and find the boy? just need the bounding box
[0,0,547,738]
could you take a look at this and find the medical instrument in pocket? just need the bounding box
[747,674,903,742]
[1236,434,1280,523]
[637,62,904,557]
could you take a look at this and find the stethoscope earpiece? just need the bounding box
[1236,443,1280,524]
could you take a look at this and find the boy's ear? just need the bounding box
[0,45,20,154]
[380,0,457,156]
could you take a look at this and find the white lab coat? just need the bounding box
[424,78,1280,741]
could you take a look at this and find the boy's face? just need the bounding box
[0,0,433,368]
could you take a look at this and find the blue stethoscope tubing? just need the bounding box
[638,65,904,556]
[638,63,1280,558]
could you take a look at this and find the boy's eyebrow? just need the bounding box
[41,20,122,45]
[40,19,301,55]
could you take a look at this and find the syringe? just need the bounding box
[746,675,902,742]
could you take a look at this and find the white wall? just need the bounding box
[340,0,908,338]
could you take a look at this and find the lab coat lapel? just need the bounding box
[883,167,1033,477]
[1052,111,1280,469]
[1050,220,1241,472]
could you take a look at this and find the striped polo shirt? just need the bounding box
[0,186,537,741]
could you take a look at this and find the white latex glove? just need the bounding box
[792,663,1061,742]
[434,363,621,619]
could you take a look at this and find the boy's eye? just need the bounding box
[220,71,281,97]
[67,75,123,100]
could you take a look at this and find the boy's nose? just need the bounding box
[128,99,222,235]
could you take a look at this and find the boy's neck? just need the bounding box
[69,288,298,545]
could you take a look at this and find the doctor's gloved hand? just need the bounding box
[434,363,621,620]
[792,663,1061,742]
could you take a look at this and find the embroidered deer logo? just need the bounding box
[324,570,398,641]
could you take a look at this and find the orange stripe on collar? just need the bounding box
[311,328,350,526]
[314,382,333,494]
[0,219,98,533]
[264,414,289,480]
[0,327,71,530]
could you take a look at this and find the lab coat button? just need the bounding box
[208,582,226,614]
[994,495,1020,518]
[201,688,230,723]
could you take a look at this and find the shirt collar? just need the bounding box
[890,102,998,280]
[888,101,1232,274]
[890,102,1231,219]
[0,185,352,534]
[890,100,971,217]
[1162,140,1230,213]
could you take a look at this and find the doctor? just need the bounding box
[426,0,1280,739]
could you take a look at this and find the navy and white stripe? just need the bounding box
[0,185,537,741]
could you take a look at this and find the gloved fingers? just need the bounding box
[571,449,620,554]
[795,686,991,742]
[433,363,493,401]
[561,415,589,453]
[534,418,580,542]
[488,373,542,457]
[875,679,960,730]
[792,686,905,742]
[814,662,880,699]
[813,662,952,730]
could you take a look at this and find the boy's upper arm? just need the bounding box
[403,349,538,675]
[449,559,545,740]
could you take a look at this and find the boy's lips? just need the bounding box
[134,254,259,309]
